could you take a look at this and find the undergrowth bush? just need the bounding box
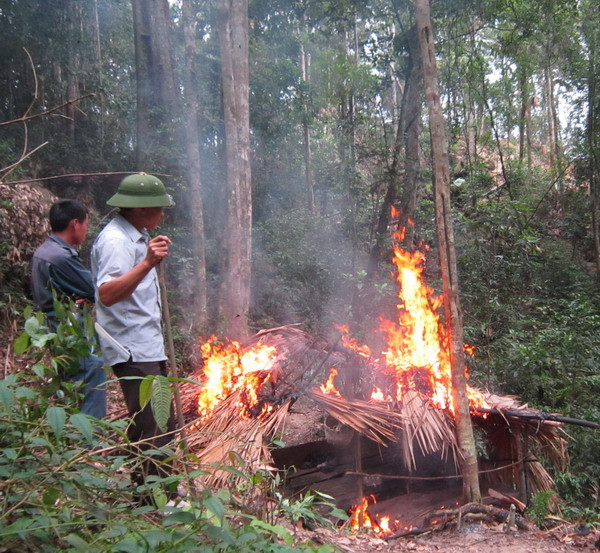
[459,198,600,515]
[0,306,344,552]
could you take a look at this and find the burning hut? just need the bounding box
[174,237,572,535]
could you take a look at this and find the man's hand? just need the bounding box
[145,235,172,267]
[98,235,173,307]
[75,298,94,309]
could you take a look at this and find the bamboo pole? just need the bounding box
[473,407,600,429]
[158,261,201,502]
[158,262,186,432]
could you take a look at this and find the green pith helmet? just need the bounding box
[106,173,175,208]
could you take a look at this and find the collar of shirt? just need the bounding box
[113,214,150,245]
[49,233,78,255]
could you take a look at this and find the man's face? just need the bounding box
[72,215,89,246]
[141,207,164,230]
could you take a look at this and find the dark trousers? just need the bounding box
[112,360,177,501]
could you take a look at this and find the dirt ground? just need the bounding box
[304,524,600,553]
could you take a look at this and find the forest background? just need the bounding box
[0,0,599,533]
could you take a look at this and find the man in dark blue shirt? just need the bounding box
[31,199,107,418]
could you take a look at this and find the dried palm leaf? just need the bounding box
[395,391,460,471]
[306,389,402,444]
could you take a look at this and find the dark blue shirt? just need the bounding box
[31,234,95,315]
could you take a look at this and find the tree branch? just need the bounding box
[0,94,96,128]
[5,171,173,185]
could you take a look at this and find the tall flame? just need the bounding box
[375,212,488,412]
[197,336,278,420]
[378,239,454,410]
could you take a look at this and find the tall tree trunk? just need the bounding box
[300,42,315,213]
[181,0,208,329]
[131,0,180,169]
[587,40,600,286]
[66,0,81,143]
[354,26,422,328]
[544,67,557,180]
[518,69,528,163]
[397,27,423,248]
[217,0,252,339]
[414,0,481,502]
[366,26,420,280]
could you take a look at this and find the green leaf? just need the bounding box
[139,375,153,409]
[32,363,46,378]
[142,530,172,547]
[13,331,30,354]
[99,525,128,539]
[24,316,41,337]
[113,538,146,553]
[63,533,89,550]
[150,375,171,433]
[204,495,225,523]
[250,519,293,544]
[0,381,14,411]
[161,510,196,526]
[32,333,57,348]
[46,406,66,437]
[43,486,60,506]
[152,486,168,509]
[219,465,249,481]
[84,309,95,339]
[70,413,94,444]
[204,524,237,546]
[2,448,17,460]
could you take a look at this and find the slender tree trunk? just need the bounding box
[587,43,600,286]
[525,97,536,169]
[181,0,208,329]
[544,65,558,181]
[366,53,411,280]
[93,0,105,153]
[131,0,180,169]
[414,0,481,502]
[518,70,528,163]
[397,27,422,248]
[366,26,421,280]
[217,0,252,339]
[300,42,315,213]
[66,0,80,143]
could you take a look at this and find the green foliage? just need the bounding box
[527,490,557,527]
[459,194,600,513]
[139,374,173,433]
[14,297,96,403]
[1,310,343,552]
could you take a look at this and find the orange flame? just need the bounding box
[335,324,372,358]
[197,336,278,420]
[370,387,392,403]
[320,368,342,396]
[349,495,407,537]
[375,230,488,412]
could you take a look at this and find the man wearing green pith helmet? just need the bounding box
[91,173,177,505]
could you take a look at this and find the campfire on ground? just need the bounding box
[169,234,569,537]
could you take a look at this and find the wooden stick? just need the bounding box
[473,407,599,429]
[5,170,172,185]
[0,93,97,127]
[158,262,186,432]
[158,261,201,501]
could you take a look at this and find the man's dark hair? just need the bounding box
[49,199,88,232]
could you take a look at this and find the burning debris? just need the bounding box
[169,235,570,535]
